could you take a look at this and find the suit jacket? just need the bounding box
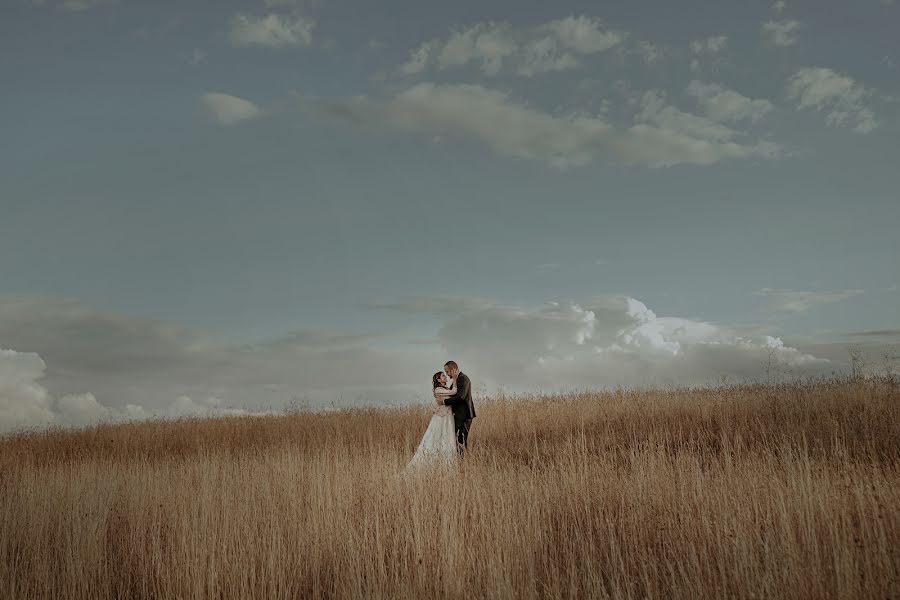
[443,371,476,423]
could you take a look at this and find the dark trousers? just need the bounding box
[455,419,472,456]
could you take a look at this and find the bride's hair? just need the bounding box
[432,371,446,390]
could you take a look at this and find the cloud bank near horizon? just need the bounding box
[0,293,854,435]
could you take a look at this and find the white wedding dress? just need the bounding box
[406,385,458,469]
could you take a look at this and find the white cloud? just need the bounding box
[637,90,738,142]
[0,296,444,434]
[0,349,55,433]
[753,288,865,314]
[202,92,263,125]
[543,16,626,54]
[690,35,728,55]
[635,41,662,65]
[686,80,774,123]
[398,16,624,78]
[0,348,152,435]
[437,22,518,75]
[55,393,150,427]
[400,41,436,75]
[518,36,578,77]
[376,295,833,390]
[0,343,268,436]
[314,83,783,168]
[772,1,787,13]
[0,291,853,434]
[762,19,802,47]
[229,12,314,48]
[786,67,879,133]
[688,36,728,72]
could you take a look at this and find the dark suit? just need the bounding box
[443,371,476,455]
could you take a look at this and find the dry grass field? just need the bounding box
[2,376,899,599]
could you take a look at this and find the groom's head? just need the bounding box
[444,360,459,379]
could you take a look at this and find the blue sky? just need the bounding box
[1,0,898,433]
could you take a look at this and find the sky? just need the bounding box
[1,0,898,434]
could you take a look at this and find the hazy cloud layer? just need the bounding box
[0,292,844,434]
[686,81,774,123]
[753,288,865,314]
[0,296,440,435]
[312,82,783,168]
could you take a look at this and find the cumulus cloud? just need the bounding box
[202,92,263,125]
[753,288,865,314]
[0,348,151,435]
[0,349,55,433]
[311,82,783,168]
[686,80,774,123]
[762,19,803,47]
[374,295,833,390]
[0,346,266,436]
[398,15,624,77]
[786,67,878,133]
[228,12,314,48]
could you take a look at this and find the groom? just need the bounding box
[437,360,476,456]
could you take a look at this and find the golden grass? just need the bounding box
[2,377,899,599]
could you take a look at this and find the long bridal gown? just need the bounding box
[407,385,458,469]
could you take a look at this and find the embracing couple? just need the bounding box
[407,361,476,469]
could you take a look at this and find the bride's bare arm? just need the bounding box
[433,385,456,405]
[433,383,456,397]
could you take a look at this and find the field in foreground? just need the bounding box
[2,377,899,599]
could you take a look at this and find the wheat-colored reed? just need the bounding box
[2,376,899,599]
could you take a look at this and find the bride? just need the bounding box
[407,371,458,469]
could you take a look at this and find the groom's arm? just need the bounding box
[443,374,470,407]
